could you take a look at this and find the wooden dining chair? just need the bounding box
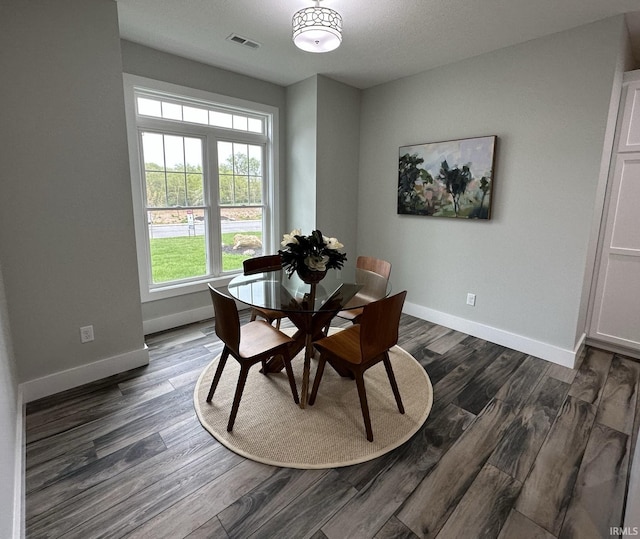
[323,256,392,336]
[309,290,407,442]
[243,254,288,330]
[356,256,392,281]
[207,284,299,431]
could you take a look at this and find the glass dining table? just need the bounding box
[227,265,392,407]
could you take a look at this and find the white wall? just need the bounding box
[357,17,627,364]
[0,0,147,396]
[0,262,21,539]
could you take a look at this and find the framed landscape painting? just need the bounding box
[398,135,497,219]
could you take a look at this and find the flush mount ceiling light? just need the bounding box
[292,0,342,53]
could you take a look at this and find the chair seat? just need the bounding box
[239,320,293,358]
[336,307,363,322]
[314,325,363,365]
[253,307,286,320]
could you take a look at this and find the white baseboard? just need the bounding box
[404,301,581,368]
[20,346,149,403]
[144,301,582,368]
[14,386,24,539]
[143,306,213,335]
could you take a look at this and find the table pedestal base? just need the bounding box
[264,283,348,407]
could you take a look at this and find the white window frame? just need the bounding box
[123,74,280,302]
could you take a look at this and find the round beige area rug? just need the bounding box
[193,329,433,469]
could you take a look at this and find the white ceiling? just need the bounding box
[116,0,640,90]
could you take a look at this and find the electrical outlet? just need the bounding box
[466,293,476,306]
[80,325,94,343]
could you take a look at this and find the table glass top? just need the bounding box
[227,266,391,314]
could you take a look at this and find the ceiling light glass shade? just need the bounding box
[292,3,342,53]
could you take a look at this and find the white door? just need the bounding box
[589,152,640,350]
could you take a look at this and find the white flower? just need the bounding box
[304,255,329,271]
[323,236,344,250]
[281,228,301,247]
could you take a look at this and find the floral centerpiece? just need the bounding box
[278,229,347,282]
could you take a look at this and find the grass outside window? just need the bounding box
[150,232,263,282]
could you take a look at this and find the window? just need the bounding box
[123,75,279,301]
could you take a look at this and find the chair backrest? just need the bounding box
[208,284,240,354]
[359,291,407,362]
[243,254,283,275]
[356,256,392,280]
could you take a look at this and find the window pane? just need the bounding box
[221,207,263,272]
[183,106,208,125]
[141,132,165,168]
[166,172,185,206]
[249,176,262,204]
[186,173,204,205]
[232,144,249,175]
[162,101,182,120]
[248,145,262,175]
[137,97,161,117]
[210,110,233,128]
[219,174,233,205]
[142,133,204,208]
[145,170,166,207]
[235,176,249,204]
[218,141,233,165]
[217,141,264,206]
[184,137,202,169]
[164,135,185,172]
[233,115,248,131]
[247,117,263,133]
[148,209,207,283]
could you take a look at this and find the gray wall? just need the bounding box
[0,1,630,531]
[0,262,19,539]
[121,40,288,326]
[285,76,318,233]
[121,40,286,111]
[0,0,145,383]
[316,76,361,260]
[285,75,361,255]
[357,16,626,352]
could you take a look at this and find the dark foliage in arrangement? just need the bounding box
[278,229,347,277]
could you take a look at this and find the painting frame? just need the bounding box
[398,135,497,219]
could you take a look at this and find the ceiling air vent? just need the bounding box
[227,34,261,50]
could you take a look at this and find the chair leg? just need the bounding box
[308,355,327,406]
[282,353,300,404]
[275,318,281,330]
[227,363,250,432]
[383,354,405,414]
[250,309,258,322]
[354,372,374,442]
[206,348,229,402]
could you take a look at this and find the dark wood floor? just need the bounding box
[24,312,640,538]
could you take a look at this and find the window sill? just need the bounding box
[141,273,239,303]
